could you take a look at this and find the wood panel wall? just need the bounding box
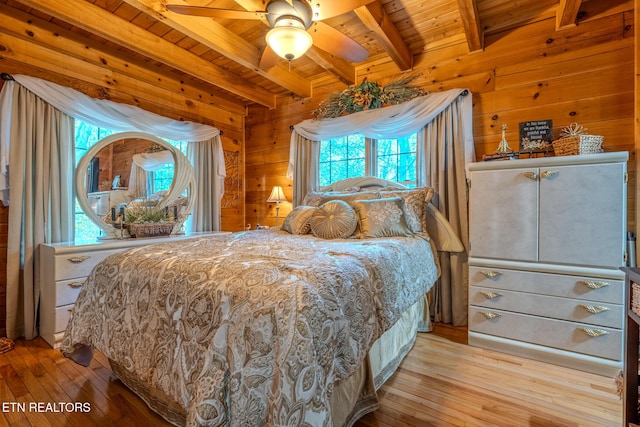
[246,5,636,236]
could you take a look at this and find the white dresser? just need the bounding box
[468,152,628,376]
[38,232,226,348]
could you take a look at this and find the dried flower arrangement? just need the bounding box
[313,75,427,119]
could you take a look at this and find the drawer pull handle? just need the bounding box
[480,291,502,300]
[579,304,610,315]
[480,270,502,278]
[67,308,73,313]
[579,280,610,290]
[522,171,538,181]
[479,311,501,320]
[540,170,559,180]
[67,282,84,289]
[579,327,609,338]
[67,256,90,263]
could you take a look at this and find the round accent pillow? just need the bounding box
[281,205,317,235]
[310,200,358,239]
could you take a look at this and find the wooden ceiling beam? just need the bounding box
[354,0,413,71]
[0,6,246,117]
[557,0,582,29]
[304,47,357,85]
[18,0,276,108]
[123,0,312,99]
[455,0,483,52]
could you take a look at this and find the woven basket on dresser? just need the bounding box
[127,222,175,238]
[552,134,603,156]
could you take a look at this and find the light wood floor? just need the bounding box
[0,324,622,427]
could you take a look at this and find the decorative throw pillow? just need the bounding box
[378,187,435,233]
[352,197,413,238]
[281,206,318,235]
[317,191,380,237]
[301,191,324,207]
[318,191,379,207]
[309,200,358,239]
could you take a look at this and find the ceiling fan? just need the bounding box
[166,0,374,68]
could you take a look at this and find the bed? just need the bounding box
[61,180,462,426]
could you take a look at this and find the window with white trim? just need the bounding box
[319,133,417,187]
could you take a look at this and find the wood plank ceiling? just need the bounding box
[1,0,587,111]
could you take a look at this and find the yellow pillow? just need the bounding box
[352,197,413,238]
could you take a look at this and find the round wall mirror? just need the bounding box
[75,131,196,239]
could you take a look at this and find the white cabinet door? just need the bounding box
[469,167,539,261]
[539,162,625,267]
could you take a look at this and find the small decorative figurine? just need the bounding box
[495,124,514,153]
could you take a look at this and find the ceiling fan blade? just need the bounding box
[259,45,280,70]
[165,4,267,20]
[309,22,368,62]
[311,0,377,21]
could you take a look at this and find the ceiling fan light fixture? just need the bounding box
[266,18,313,61]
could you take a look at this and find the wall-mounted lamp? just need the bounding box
[267,185,288,226]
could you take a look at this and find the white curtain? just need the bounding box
[288,88,474,325]
[129,150,175,198]
[187,136,225,231]
[287,133,320,206]
[1,81,74,340]
[417,96,474,326]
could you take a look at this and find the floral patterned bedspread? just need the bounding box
[61,229,438,426]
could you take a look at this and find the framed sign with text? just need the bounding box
[519,120,553,152]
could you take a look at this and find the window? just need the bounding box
[73,121,187,243]
[319,133,417,187]
[74,121,115,243]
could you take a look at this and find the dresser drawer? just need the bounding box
[469,266,622,304]
[470,286,623,328]
[469,307,622,361]
[55,303,75,334]
[54,249,122,280]
[56,278,86,307]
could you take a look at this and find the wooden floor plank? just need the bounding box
[0,324,622,426]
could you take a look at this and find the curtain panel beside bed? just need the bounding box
[287,88,474,326]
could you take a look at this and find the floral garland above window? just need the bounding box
[313,75,427,119]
